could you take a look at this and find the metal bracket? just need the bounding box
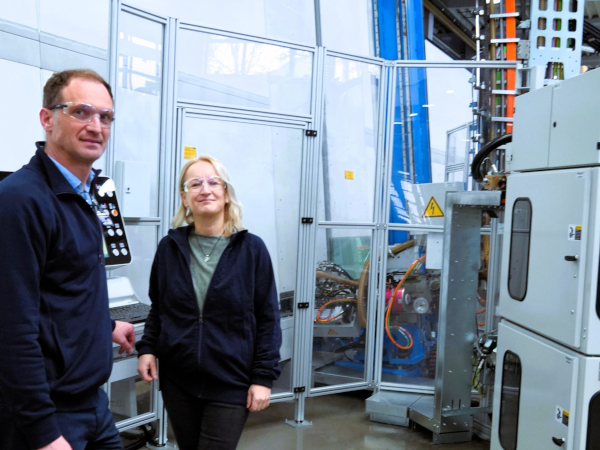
[301,217,314,224]
[441,406,493,417]
[297,302,309,309]
[305,130,317,137]
[491,38,520,44]
[517,40,531,60]
[293,386,306,393]
[490,12,520,18]
[517,19,531,29]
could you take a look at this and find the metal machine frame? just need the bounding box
[100,1,522,442]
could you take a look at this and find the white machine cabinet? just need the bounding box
[507,68,600,172]
[491,320,600,450]
[498,167,600,355]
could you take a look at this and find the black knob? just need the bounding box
[552,437,565,446]
[564,255,579,262]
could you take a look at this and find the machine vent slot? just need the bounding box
[499,351,522,450]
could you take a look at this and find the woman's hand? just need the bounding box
[137,354,158,382]
[246,384,271,412]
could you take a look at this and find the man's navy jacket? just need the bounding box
[0,144,113,449]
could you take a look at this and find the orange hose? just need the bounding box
[315,298,357,323]
[385,256,426,350]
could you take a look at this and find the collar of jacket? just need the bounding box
[167,225,248,265]
[34,141,102,196]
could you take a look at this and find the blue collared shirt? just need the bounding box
[47,155,96,205]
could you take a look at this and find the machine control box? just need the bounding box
[94,177,131,267]
[499,167,600,355]
[508,68,600,172]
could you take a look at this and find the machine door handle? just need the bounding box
[564,255,579,262]
[552,437,565,446]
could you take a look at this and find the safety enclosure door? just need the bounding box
[176,110,308,398]
[491,321,578,450]
[499,168,591,349]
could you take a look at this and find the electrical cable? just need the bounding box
[356,239,416,327]
[471,133,512,182]
[385,255,426,350]
[315,298,357,323]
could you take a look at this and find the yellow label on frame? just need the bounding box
[344,170,354,180]
[184,146,197,159]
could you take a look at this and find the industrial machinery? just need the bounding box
[96,176,167,448]
[313,237,440,380]
[489,67,600,449]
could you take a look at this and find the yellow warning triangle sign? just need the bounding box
[422,196,444,218]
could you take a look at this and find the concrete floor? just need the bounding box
[141,390,490,450]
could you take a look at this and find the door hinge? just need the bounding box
[305,130,317,137]
[301,217,313,224]
[297,302,309,309]
[294,386,306,393]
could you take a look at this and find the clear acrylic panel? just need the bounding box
[380,231,441,388]
[177,30,313,114]
[181,116,303,394]
[113,11,165,217]
[311,228,372,388]
[319,0,375,57]
[111,225,159,305]
[389,65,483,226]
[447,170,465,183]
[446,124,469,166]
[318,57,381,223]
[126,0,316,44]
[110,376,153,423]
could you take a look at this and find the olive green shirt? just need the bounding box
[188,232,230,314]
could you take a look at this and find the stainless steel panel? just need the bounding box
[434,191,502,435]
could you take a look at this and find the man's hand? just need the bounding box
[38,436,72,450]
[246,384,271,412]
[112,321,135,354]
[138,354,158,382]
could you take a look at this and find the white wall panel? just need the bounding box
[39,0,110,50]
[0,0,38,28]
[0,60,43,171]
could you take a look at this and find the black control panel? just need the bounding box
[93,177,131,267]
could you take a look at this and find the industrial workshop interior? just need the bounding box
[2,0,600,448]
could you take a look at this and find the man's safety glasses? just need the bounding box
[50,102,115,128]
[183,176,227,192]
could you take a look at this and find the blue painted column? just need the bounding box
[405,0,432,184]
[376,0,431,244]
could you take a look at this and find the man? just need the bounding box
[0,69,135,450]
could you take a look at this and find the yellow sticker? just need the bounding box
[328,329,339,335]
[422,196,444,218]
[344,170,354,180]
[184,146,197,160]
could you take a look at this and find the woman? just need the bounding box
[137,156,281,450]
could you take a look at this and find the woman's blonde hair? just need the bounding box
[172,155,243,235]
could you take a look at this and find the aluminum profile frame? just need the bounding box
[303,49,387,401]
